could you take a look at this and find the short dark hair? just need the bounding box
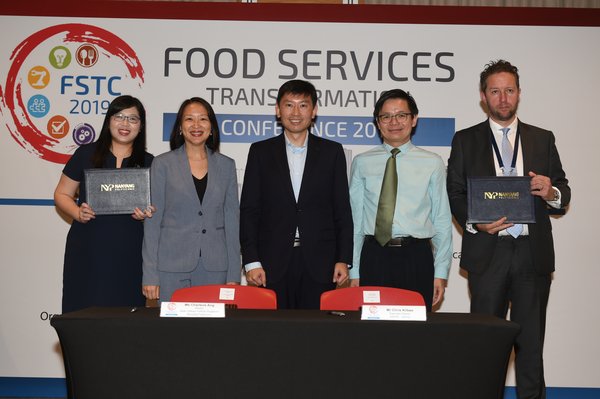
[169,97,220,152]
[373,89,419,120]
[276,79,317,106]
[480,59,520,92]
[92,95,148,168]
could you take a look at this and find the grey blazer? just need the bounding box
[142,145,241,285]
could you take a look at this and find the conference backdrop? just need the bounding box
[0,3,599,394]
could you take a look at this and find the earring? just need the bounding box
[179,129,182,135]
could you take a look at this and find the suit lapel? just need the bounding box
[476,121,497,176]
[203,150,221,209]
[174,145,199,206]
[273,134,296,202]
[298,134,319,204]
[517,121,533,174]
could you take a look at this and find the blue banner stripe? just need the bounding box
[163,113,454,146]
[505,387,600,399]
[0,378,598,399]
[0,198,55,206]
[0,377,66,397]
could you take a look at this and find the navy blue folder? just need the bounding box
[84,168,150,215]
[467,176,535,224]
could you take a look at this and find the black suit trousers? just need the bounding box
[267,247,336,309]
[359,237,435,311]
[468,236,551,399]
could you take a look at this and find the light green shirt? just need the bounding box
[349,141,452,280]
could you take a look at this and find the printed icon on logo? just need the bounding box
[49,46,71,69]
[76,44,98,67]
[27,95,50,118]
[47,115,70,139]
[73,123,95,145]
[28,66,50,89]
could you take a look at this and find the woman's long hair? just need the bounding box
[92,95,148,168]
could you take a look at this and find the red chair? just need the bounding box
[170,285,277,310]
[320,286,425,311]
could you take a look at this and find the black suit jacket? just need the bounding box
[240,133,353,284]
[447,120,570,275]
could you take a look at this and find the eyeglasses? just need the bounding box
[113,113,141,125]
[377,112,412,124]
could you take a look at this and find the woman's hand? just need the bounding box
[132,205,156,221]
[78,203,96,223]
[143,285,160,300]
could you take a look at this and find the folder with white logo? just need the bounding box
[84,168,150,215]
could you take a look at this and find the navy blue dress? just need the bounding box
[61,143,153,313]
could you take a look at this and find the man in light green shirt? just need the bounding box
[349,89,452,311]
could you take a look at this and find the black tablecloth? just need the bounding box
[51,307,519,399]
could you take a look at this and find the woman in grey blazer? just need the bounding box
[142,97,241,302]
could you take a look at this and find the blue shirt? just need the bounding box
[349,141,453,280]
[285,133,308,202]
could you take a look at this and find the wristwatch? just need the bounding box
[551,188,560,202]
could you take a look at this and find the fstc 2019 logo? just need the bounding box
[0,24,144,164]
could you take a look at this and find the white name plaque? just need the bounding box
[362,290,382,303]
[160,302,226,318]
[218,288,236,301]
[361,305,426,321]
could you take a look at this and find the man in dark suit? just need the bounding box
[240,80,353,309]
[447,60,570,399]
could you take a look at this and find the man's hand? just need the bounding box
[529,171,555,201]
[432,278,446,307]
[475,216,513,235]
[246,268,267,287]
[332,262,349,285]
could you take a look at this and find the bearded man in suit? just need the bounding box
[447,60,571,399]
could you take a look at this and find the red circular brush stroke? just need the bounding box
[0,23,144,164]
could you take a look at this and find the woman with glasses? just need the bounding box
[54,95,154,313]
[142,97,240,303]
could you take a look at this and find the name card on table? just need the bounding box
[218,288,236,300]
[362,290,381,303]
[361,305,427,321]
[363,291,381,303]
[160,302,225,318]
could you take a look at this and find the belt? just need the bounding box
[293,238,301,247]
[498,234,529,241]
[365,235,429,247]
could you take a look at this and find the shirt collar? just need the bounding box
[383,140,413,154]
[488,117,518,137]
[285,133,308,154]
